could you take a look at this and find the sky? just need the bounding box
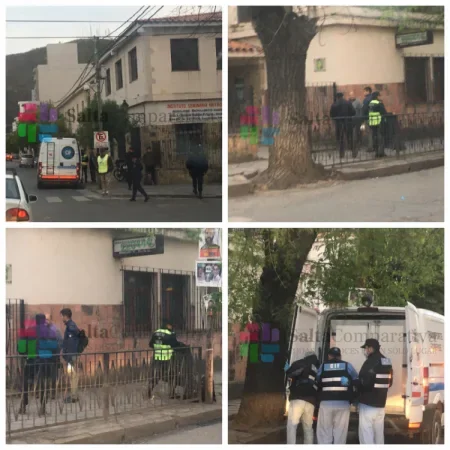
[6,5,218,55]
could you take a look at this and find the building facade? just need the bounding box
[33,43,87,105]
[229,6,444,132]
[6,229,221,360]
[57,12,222,180]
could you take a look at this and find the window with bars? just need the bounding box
[216,38,222,70]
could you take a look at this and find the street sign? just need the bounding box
[113,234,164,258]
[94,131,109,148]
[395,30,433,48]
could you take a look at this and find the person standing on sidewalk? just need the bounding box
[125,146,135,191]
[130,155,149,202]
[316,347,359,444]
[60,308,80,404]
[97,148,113,196]
[186,144,209,199]
[89,149,97,183]
[45,313,63,399]
[143,146,157,185]
[368,92,387,158]
[285,351,319,444]
[81,150,89,183]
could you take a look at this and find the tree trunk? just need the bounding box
[233,229,317,429]
[252,7,326,189]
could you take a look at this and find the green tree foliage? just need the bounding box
[304,229,444,314]
[6,132,20,154]
[76,99,130,150]
[373,6,444,29]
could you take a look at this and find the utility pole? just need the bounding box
[94,36,103,131]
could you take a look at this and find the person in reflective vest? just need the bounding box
[81,151,89,183]
[148,319,180,398]
[285,351,319,444]
[358,339,393,444]
[316,347,359,444]
[97,148,113,195]
[368,91,387,158]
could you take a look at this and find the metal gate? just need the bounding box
[6,298,25,356]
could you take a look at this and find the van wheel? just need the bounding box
[421,409,442,444]
[431,409,442,444]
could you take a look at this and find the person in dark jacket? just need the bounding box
[18,314,59,414]
[286,351,319,444]
[316,347,359,444]
[330,93,356,158]
[186,145,209,199]
[129,155,149,202]
[143,146,157,185]
[148,319,180,398]
[60,308,80,403]
[358,339,393,444]
[88,149,97,183]
[124,146,135,190]
[362,86,373,117]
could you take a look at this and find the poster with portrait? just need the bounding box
[198,228,222,259]
[196,261,222,287]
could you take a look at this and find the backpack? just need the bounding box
[77,329,89,353]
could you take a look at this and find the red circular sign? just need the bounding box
[95,132,107,142]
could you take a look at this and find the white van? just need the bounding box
[287,302,444,444]
[37,137,82,188]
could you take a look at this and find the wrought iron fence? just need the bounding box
[159,141,222,170]
[6,299,25,357]
[309,112,444,167]
[6,348,204,436]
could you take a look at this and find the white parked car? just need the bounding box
[19,154,35,168]
[6,170,37,221]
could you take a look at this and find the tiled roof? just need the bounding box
[145,11,222,23]
[228,39,263,54]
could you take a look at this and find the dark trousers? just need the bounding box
[21,362,53,411]
[146,166,157,185]
[132,178,148,199]
[127,172,133,189]
[89,166,96,182]
[370,126,384,156]
[82,166,88,183]
[335,122,353,157]
[191,173,204,193]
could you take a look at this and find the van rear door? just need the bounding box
[41,141,56,176]
[288,305,319,363]
[405,302,424,423]
[54,139,79,181]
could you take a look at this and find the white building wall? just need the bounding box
[6,229,198,305]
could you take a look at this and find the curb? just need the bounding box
[228,156,444,198]
[7,407,222,445]
[85,189,222,199]
[229,425,285,445]
[337,155,444,181]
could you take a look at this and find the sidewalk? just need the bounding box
[7,403,222,444]
[84,180,222,199]
[229,149,444,197]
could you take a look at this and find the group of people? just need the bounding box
[17,309,82,415]
[81,144,209,200]
[330,86,388,158]
[286,338,393,445]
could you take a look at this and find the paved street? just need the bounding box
[133,421,222,444]
[229,167,444,222]
[7,162,221,222]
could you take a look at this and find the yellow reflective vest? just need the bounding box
[368,100,382,127]
[153,329,174,361]
[97,155,109,174]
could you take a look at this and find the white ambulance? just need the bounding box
[288,301,444,444]
[37,137,82,188]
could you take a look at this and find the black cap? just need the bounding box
[336,92,344,98]
[361,338,380,350]
[162,319,172,328]
[328,347,341,357]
